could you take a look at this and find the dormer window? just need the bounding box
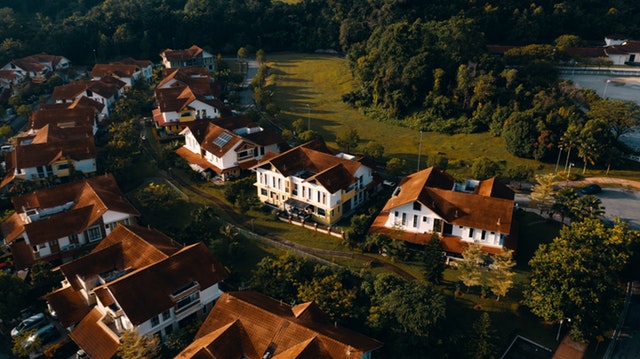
[413,202,421,211]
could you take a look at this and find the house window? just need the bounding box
[423,216,428,222]
[401,213,406,226]
[469,228,474,238]
[69,234,79,244]
[413,202,421,211]
[322,193,326,205]
[261,188,267,196]
[394,211,399,218]
[38,243,46,249]
[481,230,486,240]
[176,292,199,312]
[317,208,326,216]
[413,215,418,228]
[162,310,171,321]
[151,316,160,327]
[87,225,103,242]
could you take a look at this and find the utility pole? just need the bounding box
[417,130,423,172]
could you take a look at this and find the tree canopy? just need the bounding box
[524,219,639,342]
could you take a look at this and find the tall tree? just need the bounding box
[465,312,498,359]
[335,127,360,153]
[570,195,605,223]
[458,243,485,292]
[487,249,515,301]
[297,271,359,324]
[422,234,446,284]
[551,187,578,223]
[530,173,556,215]
[524,219,638,342]
[587,99,640,141]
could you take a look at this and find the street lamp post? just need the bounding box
[554,145,563,176]
[556,318,572,341]
[566,162,575,185]
[603,79,611,99]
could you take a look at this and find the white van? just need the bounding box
[11,313,47,338]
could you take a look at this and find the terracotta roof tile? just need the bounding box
[69,307,119,359]
[30,107,95,130]
[161,45,204,62]
[105,241,227,325]
[90,63,139,79]
[253,140,363,194]
[178,291,382,359]
[45,286,91,328]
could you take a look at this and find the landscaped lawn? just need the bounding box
[265,52,640,182]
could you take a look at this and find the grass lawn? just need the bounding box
[266,52,640,181]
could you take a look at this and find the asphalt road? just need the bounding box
[609,283,640,359]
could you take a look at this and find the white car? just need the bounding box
[11,313,46,338]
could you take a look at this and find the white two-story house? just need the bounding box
[152,67,225,136]
[177,117,285,181]
[51,77,126,119]
[1,174,139,269]
[252,140,375,226]
[90,58,153,87]
[369,167,516,255]
[45,225,227,359]
[159,45,215,70]
[1,53,71,83]
[0,125,97,189]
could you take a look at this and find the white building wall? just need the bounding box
[74,158,97,174]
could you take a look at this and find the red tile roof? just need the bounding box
[29,107,95,130]
[1,174,139,246]
[161,45,204,62]
[69,308,120,359]
[253,140,363,194]
[45,286,92,328]
[177,291,382,359]
[90,63,139,79]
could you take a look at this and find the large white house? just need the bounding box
[252,140,375,226]
[0,125,97,188]
[1,174,139,269]
[90,58,153,87]
[1,53,71,83]
[177,116,285,181]
[369,167,516,255]
[159,45,215,70]
[51,77,126,119]
[45,225,227,359]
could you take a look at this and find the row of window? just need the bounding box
[150,309,172,327]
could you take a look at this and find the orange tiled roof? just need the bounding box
[69,307,119,359]
[1,174,139,245]
[252,140,363,194]
[30,107,95,130]
[161,45,204,62]
[177,291,382,359]
[380,168,514,234]
[45,286,91,328]
[90,63,138,79]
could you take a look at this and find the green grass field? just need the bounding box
[265,52,640,182]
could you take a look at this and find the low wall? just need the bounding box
[278,216,345,239]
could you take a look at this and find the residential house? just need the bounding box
[604,39,640,65]
[0,174,139,269]
[45,225,227,359]
[369,167,516,255]
[90,58,153,87]
[29,106,98,135]
[160,45,214,70]
[152,67,225,136]
[1,125,97,189]
[176,291,382,359]
[252,140,375,226]
[1,53,71,83]
[51,77,126,119]
[39,96,106,124]
[176,116,285,181]
[0,69,21,87]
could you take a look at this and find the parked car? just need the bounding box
[76,349,88,358]
[579,184,602,195]
[22,323,57,349]
[11,313,47,338]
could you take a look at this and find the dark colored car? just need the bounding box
[579,184,602,195]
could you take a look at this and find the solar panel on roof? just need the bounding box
[213,132,232,147]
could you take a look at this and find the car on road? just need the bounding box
[580,184,602,195]
[11,313,47,338]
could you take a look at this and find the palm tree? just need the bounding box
[570,195,605,222]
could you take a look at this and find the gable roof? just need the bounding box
[90,63,139,79]
[381,167,514,233]
[52,225,226,340]
[51,77,125,101]
[69,307,120,359]
[40,96,105,114]
[161,45,205,62]
[176,291,382,359]
[1,174,139,245]
[2,125,95,178]
[253,140,364,193]
[29,107,95,130]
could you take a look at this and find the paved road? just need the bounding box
[608,282,640,359]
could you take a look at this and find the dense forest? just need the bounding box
[2,0,640,166]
